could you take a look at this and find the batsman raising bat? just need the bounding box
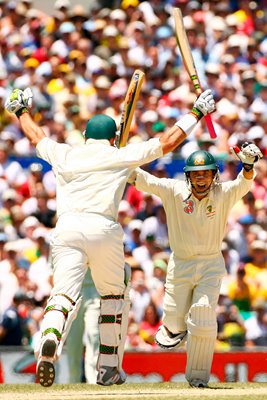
[5,85,215,387]
[129,142,262,388]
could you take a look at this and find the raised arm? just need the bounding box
[159,90,215,155]
[17,112,46,147]
[5,88,46,147]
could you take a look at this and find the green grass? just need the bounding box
[1,382,267,400]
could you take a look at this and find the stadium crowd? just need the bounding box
[0,0,266,358]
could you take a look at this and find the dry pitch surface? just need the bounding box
[1,383,267,400]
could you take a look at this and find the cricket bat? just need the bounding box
[115,69,145,148]
[173,8,217,139]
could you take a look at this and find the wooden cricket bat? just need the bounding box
[115,69,145,148]
[173,8,217,139]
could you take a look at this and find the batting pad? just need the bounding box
[98,295,125,368]
[185,295,217,385]
[117,263,131,371]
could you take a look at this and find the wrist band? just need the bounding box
[243,163,254,171]
[16,107,29,118]
[174,113,198,136]
[191,107,203,120]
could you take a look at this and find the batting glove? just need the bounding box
[5,87,33,117]
[23,87,33,108]
[230,142,263,171]
[191,90,216,120]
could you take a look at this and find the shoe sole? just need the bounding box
[37,339,56,387]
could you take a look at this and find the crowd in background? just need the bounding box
[0,0,266,355]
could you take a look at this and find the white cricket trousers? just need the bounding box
[50,212,126,299]
[163,252,226,334]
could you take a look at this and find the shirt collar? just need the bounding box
[85,138,110,146]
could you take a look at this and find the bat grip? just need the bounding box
[204,114,217,139]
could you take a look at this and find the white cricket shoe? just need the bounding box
[155,325,187,349]
[97,366,126,386]
[36,335,57,387]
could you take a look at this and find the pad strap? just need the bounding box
[99,314,122,324]
[100,344,118,355]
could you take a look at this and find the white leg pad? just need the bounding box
[97,296,124,368]
[57,296,82,358]
[118,263,131,371]
[98,264,131,372]
[185,295,217,385]
[34,294,82,360]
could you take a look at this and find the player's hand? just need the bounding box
[193,90,216,118]
[23,87,33,108]
[231,142,263,164]
[5,89,25,114]
[230,142,263,171]
[5,87,33,117]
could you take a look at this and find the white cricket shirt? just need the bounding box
[36,137,162,220]
[134,169,255,259]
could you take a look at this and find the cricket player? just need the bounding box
[5,86,215,387]
[129,144,263,387]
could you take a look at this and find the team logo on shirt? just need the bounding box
[184,199,194,214]
[206,205,216,218]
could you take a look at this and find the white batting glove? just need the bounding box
[230,142,263,171]
[23,87,33,108]
[5,87,33,117]
[192,89,216,119]
[5,89,25,114]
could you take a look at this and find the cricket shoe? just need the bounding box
[189,379,208,388]
[36,335,57,387]
[97,366,126,386]
[155,325,187,349]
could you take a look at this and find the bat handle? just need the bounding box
[204,114,217,139]
[193,85,217,139]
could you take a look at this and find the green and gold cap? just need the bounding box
[184,150,218,172]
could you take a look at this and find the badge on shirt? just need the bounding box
[183,199,194,214]
[206,205,216,218]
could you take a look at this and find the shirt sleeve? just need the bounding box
[222,171,256,208]
[117,138,163,168]
[134,168,173,201]
[36,137,71,172]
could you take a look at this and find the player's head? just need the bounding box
[184,150,219,196]
[84,114,117,141]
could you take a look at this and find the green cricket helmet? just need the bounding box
[84,114,117,140]
[184,150,218,172]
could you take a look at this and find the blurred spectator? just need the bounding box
[129,267,151,323]
[140,204,169,250]
[135,192,159,221]
[132,233,163,279]
[0,291,30,346]
[31,189,56,228]
[147,257,167,315]
[126,219,143,252]
[217,302,246,347]
[139,301,161,347]
[27,227,52,302]
[0,142,27,190]
[0,241,20,317]
[227,264,256,316]
[244,240,267,302]
[125,320,151,351]
[244,299,267,346]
